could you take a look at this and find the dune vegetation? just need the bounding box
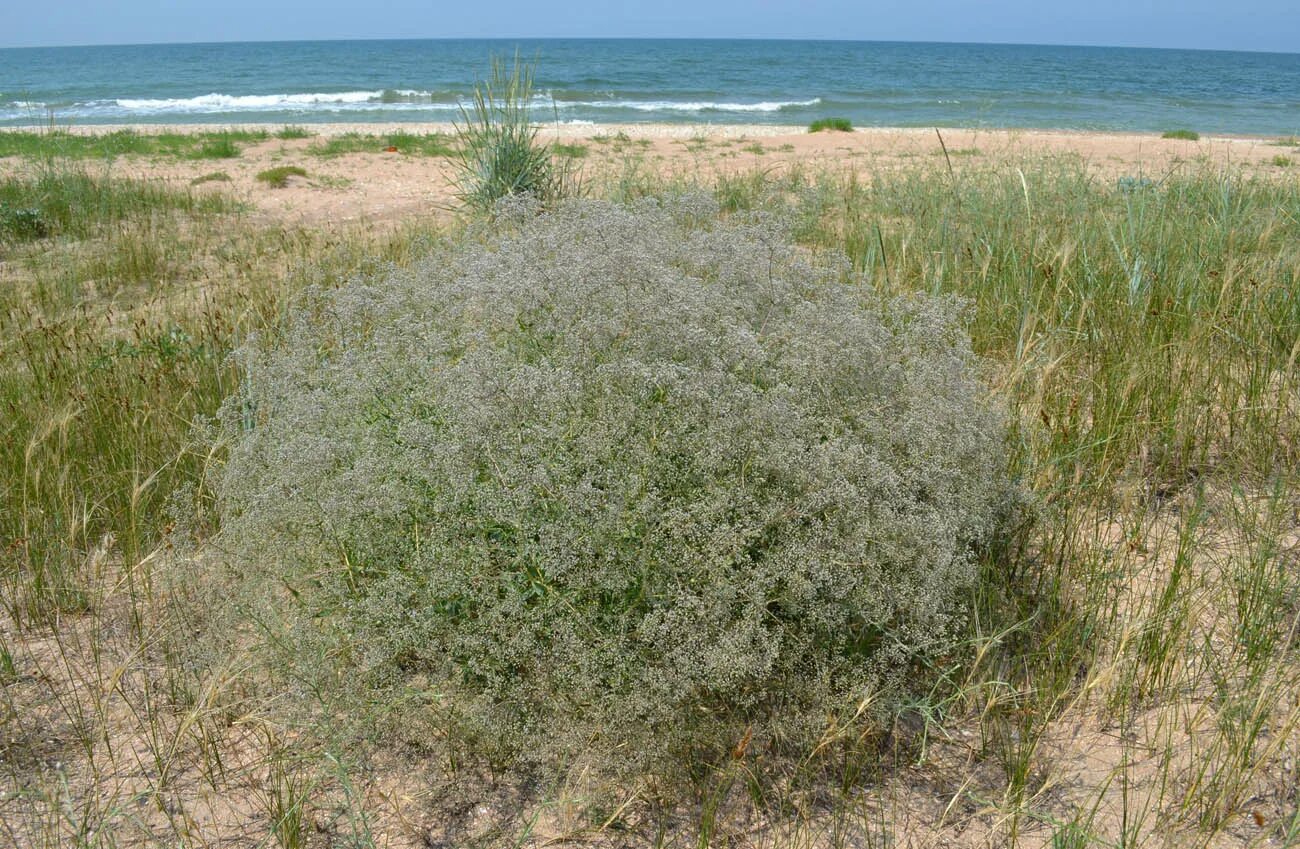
[1,106,1298,849]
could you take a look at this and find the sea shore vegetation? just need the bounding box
[1,120,1298,848]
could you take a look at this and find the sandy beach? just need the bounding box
[3,122,1293,226]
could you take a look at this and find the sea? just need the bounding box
[1,39,1298,134]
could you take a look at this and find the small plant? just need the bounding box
[451,54,572,209]
[742,142,766,155]
[1117,175,1157,194]
[809,117,853,133]
[276,125,313,140]
[553,142,588,159]
[1270,136,1299,147]
[191,171,232,185]
[1162,129,1200,141]
[1271,154,1293,167]
[256,166,308,188]
[191,134,243,159]
[0,204,50,240]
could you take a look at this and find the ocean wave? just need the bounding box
[2,91,825,120]
[558,97,823,113]
[112,90,458,113]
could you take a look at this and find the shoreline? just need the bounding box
[0,121,1291,143]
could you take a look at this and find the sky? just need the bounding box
[3,0,1298,53]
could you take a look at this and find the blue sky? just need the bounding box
[4,0,1298,52]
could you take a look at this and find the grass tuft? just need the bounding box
[255,165,308,188]
[1162,128,1201,141]
[190,170,232,185]
[451,54,574,208]
[275,125,314,140]
[809,117,853,132]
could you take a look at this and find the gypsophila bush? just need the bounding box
[213,195,1011,781]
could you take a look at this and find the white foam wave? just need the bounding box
[113,90,454,113]
[573,97,822,113]
[3,92,824,120]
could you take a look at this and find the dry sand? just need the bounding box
[3,122,1295,227]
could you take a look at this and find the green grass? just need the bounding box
[275,125,314,140]
[255,165,308,188]
[0,129,268,160]
[1162,128,1201,141]
[305,131,456,157]
[1270,154,1293,167]
[809,117,853,132]
[451,55,575,208]
[553,142,589,159]
[1270,136,1299,147]
[190,170,232,185]
[0,166,233,245]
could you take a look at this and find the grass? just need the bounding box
[1270,154,1293,167]
[255,165,308,188]
[1162,128,1201,140]
[553,142,589,159]
[809,116,853,132]
[190,170,232,185]
[451,54,574,208]
[305,130,456,157]
[275,125,314,140]
[1,147,1299,847]
[0,128,268,160]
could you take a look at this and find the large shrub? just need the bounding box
[214,196,1009,778]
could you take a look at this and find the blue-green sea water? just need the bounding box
[1,39,1297,134]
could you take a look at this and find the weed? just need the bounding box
[276,125,313,140]
[256,166,308,188]
[553,142,589,159]
[809,117,853,133]
[191,135,242,159]
[190,171,232,185]
[1162,129,1200,141]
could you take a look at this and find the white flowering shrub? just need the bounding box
[214,196,1009,778]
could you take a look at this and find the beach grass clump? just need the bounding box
[256,165,308,188]
[809,117,853,133]
[191,134,243,160]
[1162,128,1200,141]
[451,56,572,209]
[213,195,1011,783]
[191,170,232,185]
[1270,154,1292,167]
[276,125,314,140]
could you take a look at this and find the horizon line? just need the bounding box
[1,35,1297,57]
